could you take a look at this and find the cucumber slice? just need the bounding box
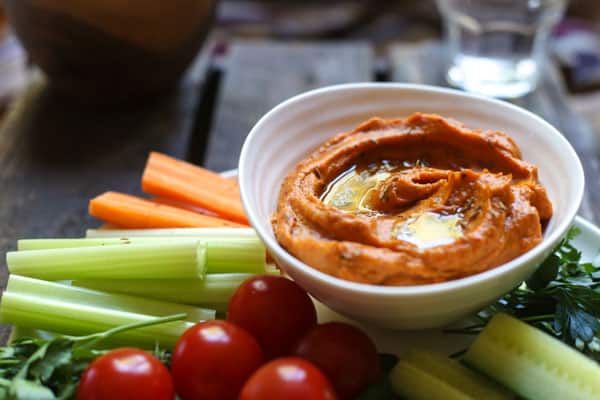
[390,350,513,400]
[463,313,600,400]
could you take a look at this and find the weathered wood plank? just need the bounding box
[0,84,187,246]
[389,41,445,86]
[0,47,211,345]
[203,40,374,171]
[389,41,600,224]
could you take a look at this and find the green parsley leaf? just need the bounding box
[526,253,560,291]
[9,379,55,400]
[30,339,72,383]
[450,226,600,362]
[0,314,185,399]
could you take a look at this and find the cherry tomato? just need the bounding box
[227,275,317,359]
[240,357,337,400]
[293,322,380,399]
[170,320,264,400]
[76,348,174,400]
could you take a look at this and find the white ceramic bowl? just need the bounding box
[239,83,584,329]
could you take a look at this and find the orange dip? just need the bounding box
[272,113,553,285]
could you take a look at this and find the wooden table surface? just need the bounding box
[0,39,599,343]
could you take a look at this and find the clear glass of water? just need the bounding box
[437,0,567,98]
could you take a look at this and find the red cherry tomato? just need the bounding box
[293,322,380,399]
[240,357,337,400]
[227,275,317,359]
[170,320,264,400]
[76,348,174,400]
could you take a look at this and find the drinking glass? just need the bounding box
[437,0,567,98]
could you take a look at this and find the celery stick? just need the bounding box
[18,237,266,274]
[200,302,228,313]
[7,241,206,280]
[7,275,214,322]
[205,239,265,273]
[18,237,260,250]
[463,313,600,400]
[266,265,282,275]
[86,227,257,239]
[72,273,253,306]
[17,238,136,250]
[0,292,194,348]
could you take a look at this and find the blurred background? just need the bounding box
[1,0,600,124]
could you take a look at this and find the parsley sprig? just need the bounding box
[0,314,183,399]
[449,227,600,361]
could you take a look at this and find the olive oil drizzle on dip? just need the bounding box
[394,212,463,248]
[321,161,465,248]
[321,160,420,212]
[321,163,391,214]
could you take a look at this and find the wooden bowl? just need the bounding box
[4,0,216,100]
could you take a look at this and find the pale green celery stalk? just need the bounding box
[200,302,228,313]
[0,292,194,348]
[85,227,257,239]
[18,237,260,250]
[205,239,266,273]
[7,241,206,280]
[7,275,215,322]
[266,265,282,275]
[17,238,134,250]
[73,273,255,306]
[18,237,267,274]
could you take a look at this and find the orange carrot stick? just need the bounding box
[89,192,245,229]
[142,152,248,224]
[151,197,220,217]
[99,222,123,230]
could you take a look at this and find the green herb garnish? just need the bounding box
[450,227,600,361]
[0,314,184,399]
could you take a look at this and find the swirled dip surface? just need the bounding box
[272,114,553,285]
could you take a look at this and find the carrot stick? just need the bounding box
[142,152,248,224]
[151,197,220,217]
[99,222,122,230]
[89,192,245,229]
